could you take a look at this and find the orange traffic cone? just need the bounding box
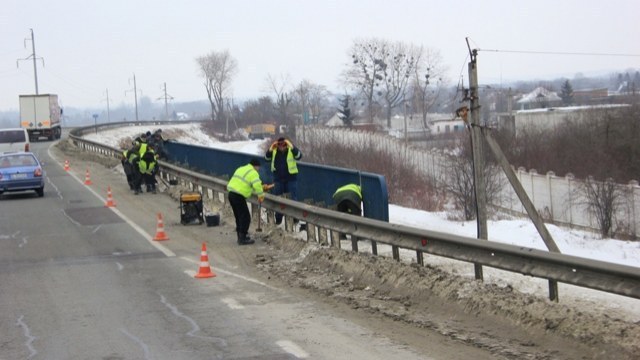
[195,242,216,278]
[153,212,169,241]
[105,186,116,207]
[64,160,70,171]
[84,169,92,185]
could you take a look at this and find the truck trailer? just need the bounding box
[245,123,276,140]
[19,94,62,141]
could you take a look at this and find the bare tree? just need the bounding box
[439,133,505,220]
[196,50,238,122]
[379,41,418,128]
[265,74,293,127]
[294,79,331,125]
[342,38,388,124]
[342,38,422,128]
[578,177,624,237]
[411,47,448,129]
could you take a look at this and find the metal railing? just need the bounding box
[68,123,640,301]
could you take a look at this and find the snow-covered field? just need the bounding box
[83,123,640,321]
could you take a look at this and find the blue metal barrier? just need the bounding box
[165,141,389,221]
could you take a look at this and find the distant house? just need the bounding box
[428,114,465,135]
[175,112,190,121]
[516,87,562,110]
[325,112,343,126]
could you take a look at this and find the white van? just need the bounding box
[0,128,30,153]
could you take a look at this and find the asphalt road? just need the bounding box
[0,139,498,359]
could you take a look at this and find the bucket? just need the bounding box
[205,214,220,227]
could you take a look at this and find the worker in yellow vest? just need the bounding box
[227,159,273,245]
[333,184,362,216]
[265,137,302,225]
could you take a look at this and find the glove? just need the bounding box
[285,139,293,148]
[270,141,278,151]
[258,195,265,203]
[262,183,275,191]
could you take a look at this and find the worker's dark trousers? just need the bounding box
[228,191,251,235]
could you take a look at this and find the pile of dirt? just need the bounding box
[256,229,640,359]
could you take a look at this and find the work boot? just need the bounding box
[237,232,254,245]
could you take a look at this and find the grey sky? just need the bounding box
[1,0,638,111]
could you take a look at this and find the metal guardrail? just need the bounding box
[68,123,640,301]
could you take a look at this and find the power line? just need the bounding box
[477,48,640,57]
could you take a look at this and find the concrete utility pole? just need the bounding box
[157,82,173,120]
[104,89,111,122]
[466,39,488,281]
[459,39,561,301]
[17,29,44,94]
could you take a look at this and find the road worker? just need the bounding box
[227,159,273,245]
[333,183,362,216]
[265,137,302,225]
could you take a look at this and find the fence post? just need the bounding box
[547,171,555,220]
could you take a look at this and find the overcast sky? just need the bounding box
[1,0,638,111]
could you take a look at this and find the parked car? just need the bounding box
[0,128,30,153]
[0,152,44,197]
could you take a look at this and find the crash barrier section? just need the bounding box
[68,123,640,302]
[164,141,389,222]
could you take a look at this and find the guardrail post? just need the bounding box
[306,223,316,243]
[285,216,294,232]
[416,250,424,266]
[392,245,400,261]
[549,280,559,302]
[351,236,359,252]
[318,227,328,246]
[331,230,341,248]
[371,240,378,255]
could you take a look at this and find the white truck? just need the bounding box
[19,94,62,141]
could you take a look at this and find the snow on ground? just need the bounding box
[84,123,640,320]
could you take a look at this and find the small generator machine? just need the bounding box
[180,192,204,225]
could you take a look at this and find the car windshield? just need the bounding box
[0,154,37,167]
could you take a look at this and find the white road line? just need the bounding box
[221,297,244,309]
[184,269,197,277]
[180,256,279,291]
[116,262,124,271]
[276,340,309,359]
[47,147,175,258]
[16,315,37,359]
[46,176,63,199]
[120,328,152,360]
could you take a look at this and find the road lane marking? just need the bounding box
[276,340,309,359]
[180,256,279,290]
[184,269,196,277]
[46,176,63,199]
[120,328,152,360]
[159,293,227,347]
[221,297,244,309]
[16,315,37,359]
